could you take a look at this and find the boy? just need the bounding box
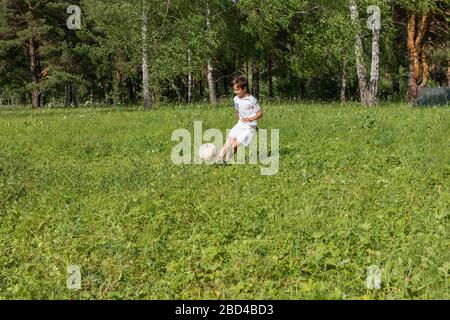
[217,76,263,164]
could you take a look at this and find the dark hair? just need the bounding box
[232,76,248,91]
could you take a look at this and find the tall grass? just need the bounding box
[0,103,448,299]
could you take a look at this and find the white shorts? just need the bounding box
[229,122,257,147]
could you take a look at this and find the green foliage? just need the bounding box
[0,0,448,105]
[0,104,448,299]
[395,0,440,13]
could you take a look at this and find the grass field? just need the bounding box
[0,103,449,300]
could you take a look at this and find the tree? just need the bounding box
[349,0,382,107]
[206,0,217,105]
[142,0,151,110]
[82,0,175,108]
[238,0,304,99]
[0,0,75,108]
[406,10,431,103]
[0,0,448,107]
[393,0,448,103]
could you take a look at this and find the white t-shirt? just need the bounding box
[233,95,261,127]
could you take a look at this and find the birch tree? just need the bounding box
[349,0,381,107]
[82,0,173,109]
[142,1,151,110]
[206,0,217,106]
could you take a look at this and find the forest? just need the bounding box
[0,0,448,109]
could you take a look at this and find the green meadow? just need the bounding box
[0,103,448,299]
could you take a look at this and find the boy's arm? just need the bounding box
[241,111,263,123]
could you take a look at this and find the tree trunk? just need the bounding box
[407,13,429,104]
[29,37,41,109]
[252,58,260,99]
[340,59,347,103]
[200,79,204,98]
[206,58,217,105]
[244,60,249,82]
[419,42,429,88]
[72,85,78,107]
[407,60,418,104]
[142,2,151,110]
[113,61,123,105]
[268,52,273,98]
[187,49,192,104]
[407,14,420,103]
[350,1,370,106]
[206,2,217,106]
[65,85,78,107]
[65,86,70,106]
[32,91,40,109]
[392,64,400,96]
[368,28,380,106]
[222,75,228,96]
[391,4,401,96]
[349,0,380,107]
[235,52,240,71]
[127,78,137,103]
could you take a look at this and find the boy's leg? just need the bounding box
[218,137,239,161]
[225,139,241,162]
[218,137,234,160]
[231,139,241,155]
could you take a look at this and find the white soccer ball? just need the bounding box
[199,143,217,162]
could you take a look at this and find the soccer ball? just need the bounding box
[199,143,217,162]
